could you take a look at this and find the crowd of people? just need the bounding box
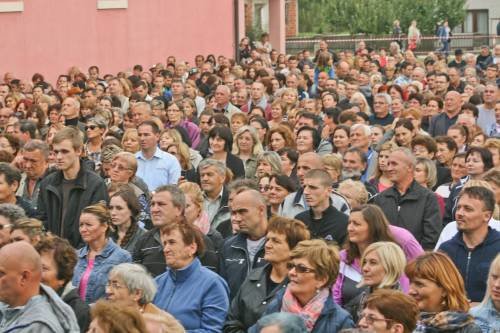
[0,33,499,333]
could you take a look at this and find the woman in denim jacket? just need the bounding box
[73,203,131,304]
[470,254,500,333]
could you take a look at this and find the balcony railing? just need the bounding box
[286,33,498,55]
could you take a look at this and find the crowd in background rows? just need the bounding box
[0,32,499,333]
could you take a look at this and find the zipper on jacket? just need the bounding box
[465,251,472,291]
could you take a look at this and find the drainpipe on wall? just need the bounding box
[234,0,240,63]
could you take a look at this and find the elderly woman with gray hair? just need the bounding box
[105,263,185,331]
[256,151,283,179]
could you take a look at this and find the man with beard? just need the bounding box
[342,147,377,196]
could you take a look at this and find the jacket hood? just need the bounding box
[41,284,80,333]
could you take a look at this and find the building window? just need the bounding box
[97,0,128,10]
[0,0,24,13]
[453,10,488,34]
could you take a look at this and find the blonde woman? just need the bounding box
[354,241,406,321]
[232,125,264,179]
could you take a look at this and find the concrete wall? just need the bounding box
[466,0,500,35]
[0,0,236,83]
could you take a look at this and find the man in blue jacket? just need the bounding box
[439,186,500,302]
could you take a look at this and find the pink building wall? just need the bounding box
[0,0,237,83]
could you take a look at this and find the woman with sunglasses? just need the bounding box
[84,117,107,171]
[406,252,481,333]
[248,239,355,333]
[224,217,310,332]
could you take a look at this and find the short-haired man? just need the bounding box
[0,163,35,217]
[358,289,419,333]
[369,93,394,126]
[61,96,85,132]
[350,124,378,179]
[133,185,219,277]
[131,102,153,126]
[433,72,450,98]
[0,242,80,332]
[220,189,268,299]
[214,85,241,120]
[477,83,497,134]
[199,159,231,229]
[17,140,50,209]
[0,203,26,248]
[136,120,181,192]
[37,127,109,248]
[294,169,348,245]
[373,148,442,249]
[240,82,271,119]
[428,91,462,137]
[280,152,349,218]
[439,186,500,302]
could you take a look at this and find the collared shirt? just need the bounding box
[136,147,181,192]
[203,187,224,224]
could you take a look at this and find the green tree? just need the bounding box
[298,0,466,35]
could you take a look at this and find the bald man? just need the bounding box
[280,152,350,218]
[219,189,268,299]
[0,242,79,332]
[428,91,462,136]
[373,148,442,249]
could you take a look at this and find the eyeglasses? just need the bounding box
[85,125,98,131]
[286,262,315,274]
[106,281,125,290]
[0,224,13,230]
[359,313,392,325]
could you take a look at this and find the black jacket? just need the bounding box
[226,153,245,179]
[61,287,90,333]
[224,264,287,333]
[295,204,348,247]
[373,181,442,250]
[132,227,220,277]
[219,233,267,300]
[37,165,109,248]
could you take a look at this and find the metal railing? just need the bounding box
[286,33,498,55]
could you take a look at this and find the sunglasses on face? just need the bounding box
[85,125,98,131]
[286,262,316,274]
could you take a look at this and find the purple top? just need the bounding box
[332,225,424,305]
[167,120,201,148]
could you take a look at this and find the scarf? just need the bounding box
[281,286,329,332]
[415,311,476,333]
[194,212,210,235]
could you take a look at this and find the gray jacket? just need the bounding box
[0,284,80,333]
[279,188,350,218]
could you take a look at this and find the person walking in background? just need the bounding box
[392,20,403,49]
[437,20,451,58]
[407,20,421,52]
